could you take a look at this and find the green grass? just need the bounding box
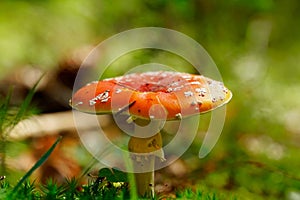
[10,136,62,197]
[0,176,233,200]
[0,176,130,200]
[0,75,44,177]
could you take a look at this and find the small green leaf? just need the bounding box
[98,168,116,182]
[112,168,128,182]
[98,168,128,183]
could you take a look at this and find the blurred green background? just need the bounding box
[1,0,300,199]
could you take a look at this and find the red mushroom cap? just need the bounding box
[70,71,232,120]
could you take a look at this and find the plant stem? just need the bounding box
[0,138,6,175]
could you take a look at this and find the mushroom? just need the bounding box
[70,71,232,197]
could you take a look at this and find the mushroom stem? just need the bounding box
[130,154,155,197]
[128,119,164,198]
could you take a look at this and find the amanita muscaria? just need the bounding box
[70,71,232,197]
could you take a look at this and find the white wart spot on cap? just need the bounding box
[115,89,122,94]
[175,113,182,119]
[89,90,110,106]
[191,101,197,106]
[75,101,83,106]
[167,88,173,93]
[189,81,201,85]
[173,86,184,91]
[195,88,207,97]
[184,91,193,97]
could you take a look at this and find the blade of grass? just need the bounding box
[0,86,13,135]
[10,136,62,195]
[11,73,45,128]
[0,87,14,174]
[0,75,44,176]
